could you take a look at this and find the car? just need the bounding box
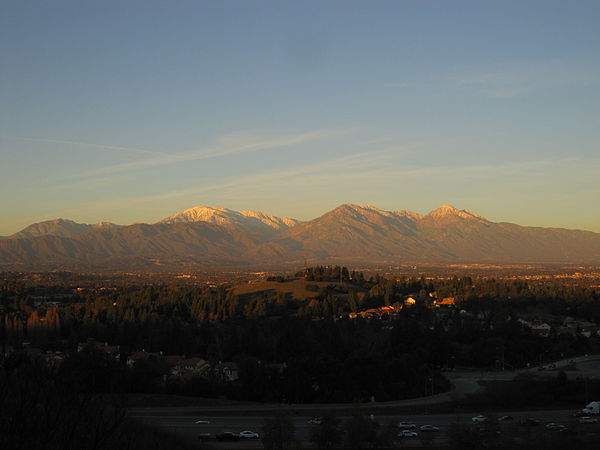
[397,422,417,430]
[398,430,418,437]
[216,432,240,441]
[419,425,439,432]
[239,430,260,439]
[545,423,566,431]
[498,415,513,422]
[197,433,212,441]
[195,420,210,424]
[579,417,598,424]
[472,415,488,423]
[308,417,322,425]
[520,418,541,427]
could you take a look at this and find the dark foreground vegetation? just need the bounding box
[0,354,193,450]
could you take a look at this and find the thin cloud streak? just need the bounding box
[75,152,599,218]
[71,149,394,213]
[385,60,600,98]
[77,128,354,177]
[0,136,165,156]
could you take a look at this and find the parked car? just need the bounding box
[216,432,240,441]
[472,415,488,423]
[498,415,513,422]
[419,425,439,432]
[239,430,260,439]
[579,417,598,424]
[195,419,210,424]
[397,422,417,430]
[545,423,566,431]
[398,430,418,437]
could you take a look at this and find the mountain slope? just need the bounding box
[11,219,121,239]
[1,204,599,269]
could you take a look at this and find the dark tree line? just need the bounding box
[0,354,195,450]
[1,270,599,403]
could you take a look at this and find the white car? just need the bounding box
[398,430,418,437]
[472,415,488,423]
[397,422,417,430]
[195,420,210,424]
[239,430,260,439]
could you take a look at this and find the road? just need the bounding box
[130,408,599,448]
[129,354,600,447]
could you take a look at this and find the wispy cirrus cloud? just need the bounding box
[386,60,600,98]
[64,148,393,213]
[0,136,165,156]
[77,128,354,177]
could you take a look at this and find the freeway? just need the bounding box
[128,354,600,447]
[130,408,599,448]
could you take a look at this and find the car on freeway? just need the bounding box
[419,425,439,432]
[239,430,260,439]
[498,415,513,422]
[197,433,212,441]
[397,422,417,430]
[195,420,210,424]
[545,423,566,431]
[216,432,240,441]
[579,417,599,424]
[472,415,488,423]
[520,418,541,427]
[308,417,322,425]
[398,430,418,438]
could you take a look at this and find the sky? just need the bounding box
[1,0,599,235]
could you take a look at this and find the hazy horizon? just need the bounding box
[2,1,599,235]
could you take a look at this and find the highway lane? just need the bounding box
[128,354,600,447]
[130,408,599,448]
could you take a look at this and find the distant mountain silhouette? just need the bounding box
[1,204,599,270]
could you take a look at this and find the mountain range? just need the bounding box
[1,204,599,270]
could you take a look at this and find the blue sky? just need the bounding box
[1,0,599,234]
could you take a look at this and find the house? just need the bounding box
[214,362,239,382]
[77,340,120,359]
[434,297,456,308]
[404,296,417,306]
[166,356,210,378]
[126,350,163,368]
[530,322,551,337]
[348,304,402,319]
[519,319,551,337]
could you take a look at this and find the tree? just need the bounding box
[262,412,295,450]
